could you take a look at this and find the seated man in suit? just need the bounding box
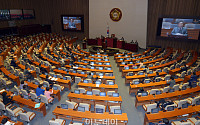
[171,21,188,36]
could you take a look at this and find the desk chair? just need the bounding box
[173,84,180,91]
[174,99,188,109]
[0,78,12,87]
[161,86,170,93]
[143,103,157,113]
[92,89,100,95]
[19,72,24,79]
[77,88,86,94]
[177,71,186,78]
[109,106,120,113]
[30,92,38,101]
[40,95,54,107]
[66,76,72,82]
[155,62,160,66]
[66,100,78,109]
[107,91,115,96]
[84,79,92,83]
[144,79,151,84]
[165,75,171,81]
[14,85,21,95]
[75,77,81,84]
[170,65,175,70]
[53,84,64,91]
[35,67,40,74]
[49,118,66,125]
[95,104,106,113]
[43,81,50,88]
[34,78,40,84]
[69,122,83,125]
[187,117,200,125]
[18,111,36,125]
[78,103,91,111]
[171,121,191,125]
[179,83,189,90]
[161,60,166,65]
[148,89,162,95]
[21,89,28,96]
[165,104,176,111]
[186,96,200,106]
[6,106,24,117]
[132,79,140,85]
[56,74,63,79]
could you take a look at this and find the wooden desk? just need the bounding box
[39,74,71,90]
[13,95,46,116]
[125,72,167,84]
[25,81,61,101]
[53,69,87,78]
[135,86,200,107]
[53,107,128,125]
[0,115,23,125]
[129,78,183,94]
[68,92,122,106]
[144,105,200,125]
[78,82,118,92]
[92,75,115,83]
[0,67,20,86]
[65,65,113,73]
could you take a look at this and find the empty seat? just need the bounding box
[79,103,90,111]
[92,89,100,95]
[107,91,115,96]
[187,117,200,125]
[75,77,82,84]
[109,106,120,113]
[66,100,78,109]
[6,106,24,117]
[78,88,86,94]
[18,112,36,124]
[143,103,157,113]
[174,99,188,108]
[49,118,66,125]
[95,104,106,113]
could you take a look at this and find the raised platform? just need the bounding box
[89,45,119,56]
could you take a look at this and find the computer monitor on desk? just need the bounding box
[78,106,85,112]
[86,91,93,95]
[96,81,101,85]
[74,90,80,94]
[114,109,122,114]
[61,104,68,109]
[24,95,29,99]
[99,92,106,96]
[108,81,114,85]
[96,108,103,114]
[112,93,119,97]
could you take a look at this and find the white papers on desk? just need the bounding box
[5,121,14,125]
[51,77,58,81]
[96,84,99,87]
[99,76,103,78]
[73,66,78,69]
[0,89,5,93]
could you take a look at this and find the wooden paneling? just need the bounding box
[0,0,89,39]
[147,0,200,50]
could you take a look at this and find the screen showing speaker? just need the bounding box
[61,15,84,32]
[157,17,200,40]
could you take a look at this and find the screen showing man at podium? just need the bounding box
[171,21,188,36]
[159,17,200,40]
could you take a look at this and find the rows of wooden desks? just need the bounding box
[129,78,183,94]
[122,51,184,77]
[39,74,71,90]
[0,115,23,125]
[0,67,20,86]
[125,71,167,84]
[68,92,122,106]
[2,90,47,116]
[53,107,128,125]
[78,82,118,92]
[135,86,200,107]
[144,104,200,125]
[26,81,61,101]
[65,65,113,73]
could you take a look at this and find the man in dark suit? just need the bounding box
[171,21,188,36]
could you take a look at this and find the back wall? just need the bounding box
[89,0,148,49]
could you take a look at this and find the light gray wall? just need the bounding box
[89,0,148,48]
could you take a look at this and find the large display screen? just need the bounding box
[23,9,35,19]
[157,17,200,40]
[10,9,23,20]
[0,10,10,20]
[61,15,84,32]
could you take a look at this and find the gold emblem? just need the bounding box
[110,8,122,22]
